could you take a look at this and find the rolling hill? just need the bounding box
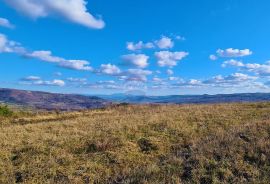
[0,88,110,111]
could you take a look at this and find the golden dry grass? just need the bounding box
[1,103,270,183]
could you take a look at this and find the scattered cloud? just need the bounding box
[122,69,152,82]
[166,69,174,75]
[175,35,185,41]
[168,76,179,81]
[204,73,257,86]
[0,17,15,29]
[35,79,65,86]
[155,36,174,49]
[209,54,218,61]
[155,51,189,67]
[126,41,154,51]
[22,76,41,81]
[0,34,93,71]
[126,35,183,51]
[216,48,252,58]
[0,34,24,53]
[20,76,65,87]
[223,60,270,77]
[26,50,93,71]
[121,54,149,68]
[99,64,121,75]
[67,77,87,82]
[3,0,105,29]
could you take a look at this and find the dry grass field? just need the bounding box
[1,103,270,183]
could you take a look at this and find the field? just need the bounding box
[1,103,270,183]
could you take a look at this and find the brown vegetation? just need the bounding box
[1,103,270,183]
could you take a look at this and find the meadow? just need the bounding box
[0,103,270,183]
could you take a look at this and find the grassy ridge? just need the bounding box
[0,103,270,183]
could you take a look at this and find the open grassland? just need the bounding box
[1,103,270,183]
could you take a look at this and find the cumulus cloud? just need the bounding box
[155,51,189,67]
[26,50,92,71]
[222,59,245,67]
[126,41,154,51]
[209,54,218,61]
[0,17,15,29]
[216,48,252,58]
[35,79,65,86]
[3,0,105,29]
[168,76,179,81]
[121,54,149,68]
[20,76,65,87]
[222,60,270,76]
[67,77,87,82]
[99,64,121,75]
[22,76,41,81]
[204,73,257,86]
[166,69,174,75]
[0,34,93,71]
[155,36,174,49]
[121,69,152,82]
[126,35,182,51]
[0,34,24,53]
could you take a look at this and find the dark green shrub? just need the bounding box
[137,137,158,153]
[0,105,13,117]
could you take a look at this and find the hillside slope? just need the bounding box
[1,103,270,183]
[0,88,109,111]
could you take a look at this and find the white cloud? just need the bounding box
[155,51,189,67]
[222,60,270,76]
[59,60,92,71]
[22,76,41,81]
[126,35,183,51]
[122,69,152,82]
[34,79,65,86]
[21,77,65,87]
[209,54,218,61]
[67,77,87,82]
[0,17,15,29]
[166,69,174,75]
[26,50,62,62]
[152,77,163,82]
[121,54,149,68]
[222,59,245,67]
[99,64,121,75]
[0,34,23,53]
[126,41,154,51]
[3,0,105,29]
[168,77,179,81]
[204,73,257,86]
[155,36,174,49]
[175,35,185,41]
[217,48,252,58]
[0,34,92,71]
[26,50,92,71]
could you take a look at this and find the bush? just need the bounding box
[0,105,13,117]
[137,137,158,153]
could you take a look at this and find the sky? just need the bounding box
[1,0,270,96]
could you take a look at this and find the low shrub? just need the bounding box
[0,105,13,117]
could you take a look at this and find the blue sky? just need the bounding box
[1,0,270,95]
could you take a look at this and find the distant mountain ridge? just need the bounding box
[1,88,270,111]
[98,93,270,104]
[0,88,110,111]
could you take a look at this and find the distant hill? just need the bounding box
[0,88,110,111]
[2,88,270,111]
[98,93,270,104]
